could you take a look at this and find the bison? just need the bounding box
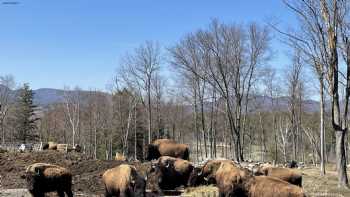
[151,156,194,191]
[215,161,251,197]
[253,166,302,187]
[25,163,73,197]
[286,160,298,168]
[146,139,189,161]
[115,152,127,161]
[42,141,57,150]
[214,163,305,197]
[188,159,236,186]
[245,176,306,197]
[102,164,146,197]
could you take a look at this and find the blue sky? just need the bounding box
[0,0,296,90]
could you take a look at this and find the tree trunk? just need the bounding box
[147,77,152,144]
[320,77,326,175]
[336,130,349,187]
[94,127,97,160]
[134,106,137,161]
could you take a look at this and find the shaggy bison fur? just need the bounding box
[245,176,306,197]
[215,161,251,197]
[102,164,146,197]
[254,166,302,187]
[188,159,236,186]
[151,156,194,191]
[146,139,189,161]
[25,163,73,197]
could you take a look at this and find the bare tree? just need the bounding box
[0,75,15,145]
[286,49,304,161]
[120,41,161,144]
[171,20,270,161]
[63,86,81,147]
[282,0,349,186]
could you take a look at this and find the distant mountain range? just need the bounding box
[32,88,65,106]
[0,86,322,113]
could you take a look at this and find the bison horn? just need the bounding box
[35,168,40,175]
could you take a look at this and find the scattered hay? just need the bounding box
[183,185,218,197]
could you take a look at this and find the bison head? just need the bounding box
[146,144,161,161]
[187,167,206,186]
[131,176,146,197]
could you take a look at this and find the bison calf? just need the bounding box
[26,163,73,197]
[102,164,146,197]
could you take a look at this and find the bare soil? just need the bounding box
[0,151,159,196]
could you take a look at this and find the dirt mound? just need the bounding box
[0,151,157,195]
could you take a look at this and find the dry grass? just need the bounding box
[302,165,350,197]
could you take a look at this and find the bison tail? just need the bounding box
[183,148,190,160]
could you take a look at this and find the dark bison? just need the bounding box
[286,160,298,168]
[188,159,236,186]
[253,166,302,187]
[102,164,146,197]
[42,141,57,150]
[26,163,73,197]
[146,139,189,161]
[245,176,306,197]
[151,156,194,191]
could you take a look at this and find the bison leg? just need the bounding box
[65,189,74,197]
[57,190,65,197]
[29,191,45,197]
[104,190,112,197]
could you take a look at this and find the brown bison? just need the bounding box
[214,163,305,197]
[102,164,146,197]
[253,166,302,187]
[215,161,251,197]
[42,141,57,150]
[152,139,176,146]
[188,159,236,186]
[115,152,127,161]
[25,163,73,197]
[245,176,306,197]
[151,156,194,191]
[146,139,189,161]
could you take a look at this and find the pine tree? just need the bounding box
[14,83,39,143]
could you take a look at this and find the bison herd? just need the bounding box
[24,139,307,197]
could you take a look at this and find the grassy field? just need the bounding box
[302,165,350,197]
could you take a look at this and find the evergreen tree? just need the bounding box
[14,83,39,143]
